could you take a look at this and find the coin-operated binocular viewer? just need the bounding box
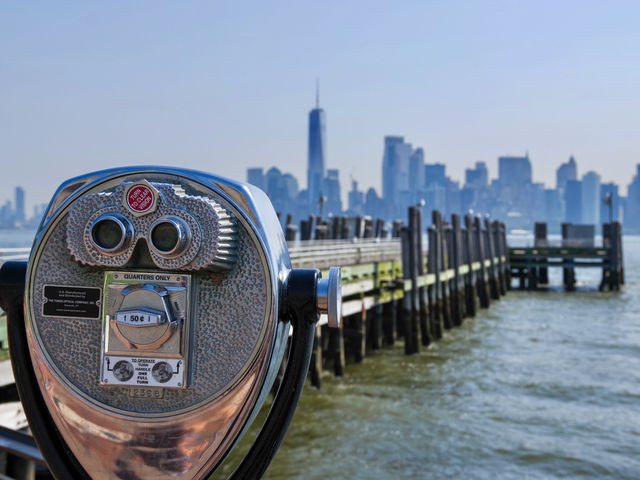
[0,167,341,479]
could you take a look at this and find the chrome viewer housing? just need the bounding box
[1,166,342,480]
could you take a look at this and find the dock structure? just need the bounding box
[508,221,624,291]
[287,208,509,388]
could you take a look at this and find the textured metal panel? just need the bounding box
[32,222,267,414]
[66,181,238,271]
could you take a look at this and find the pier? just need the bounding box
[509,221,624,291]
[285,207,510,388]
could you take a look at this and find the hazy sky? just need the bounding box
[2,1,639,213]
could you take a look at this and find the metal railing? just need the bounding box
[288,238,402,269]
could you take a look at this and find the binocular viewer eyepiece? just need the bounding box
[0,167,341,479]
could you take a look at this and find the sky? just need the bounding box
[1,1,639,214]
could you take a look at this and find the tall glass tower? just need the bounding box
[307,84,326,214]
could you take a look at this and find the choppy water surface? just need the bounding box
[218,237,640,479]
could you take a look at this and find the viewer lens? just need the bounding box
[92,219,123,250]
[151,221,180,253]
[148,217,191,258]
[89,214,132,254]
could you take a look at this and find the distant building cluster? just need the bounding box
[0,187,46,230]
[3,94,636,234]
[247,93,637,233]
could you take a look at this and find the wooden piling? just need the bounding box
[484,218,500,300]
[392,221,403,238]
[600,223,610,291]
[353,309,367,362]
[500,222,510,291]
[327,326,345,377]
[561,223,576,291]
[449,214,463,326]
[492,221,507,295]
[415,207,431,346]
[367,304,383,350]
[463,214,478,317]
[285,224,297,242]
[427,225,443,339]
[474,216,491,308]
[400,222,419,354]
[534,222,549,285]
[382,297,397,346]
[309,325,323,388]
[434,212,452,329]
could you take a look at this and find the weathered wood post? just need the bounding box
[400,218,419,354]
[463,214,477,317]
[382,294,397,346]
[416,208,431,346]
[315,220,329,240]
[363,218,374,238]
[327,326,345,377]
[436,212,452,329]
[474,216,490,308]
[600,222,612,291]
[332,216,341,239]
[341,220,352,240]
[484,217,500,299]
[392,220,403,238]
[449,215,463,326]
[618,221,625,285]
[611,222,621,290]
[492,220,507,295]
[285,220,297,242]
[367,304,383,351]
[353,308,367,363]
[354,216,364,238]
[500,221,511,291]
[534,222,549,285]
[309,325,323,388]
[427,223,443,339]
[561,223,576,291]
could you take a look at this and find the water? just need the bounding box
[218,237,640,479]
[0,229,36,249]
[2,230,639,479]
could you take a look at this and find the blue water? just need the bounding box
[0,229,36,248]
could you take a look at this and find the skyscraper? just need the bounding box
[323,169,342,215]
[581,171,601,225]
[626,165,640,231]
[381,136,412,219]
[307,85,326,213]
[15,186,25,223]
[409,148,425,202]
[465,162,488,189]
[247,168,265,191]
[498,155,532,185]
[556,156,577,193]
[565,179,582,224]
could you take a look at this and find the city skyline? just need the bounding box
[241,89,635,232]
[2,2,639,214]
[1,142,636,231]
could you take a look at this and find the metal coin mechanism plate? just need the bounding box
[100,271,191,390]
